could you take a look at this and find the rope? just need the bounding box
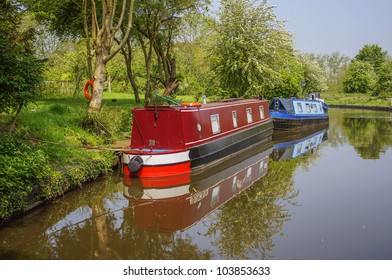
[24,137,128,152]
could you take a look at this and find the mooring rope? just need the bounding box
[23,136,128,151]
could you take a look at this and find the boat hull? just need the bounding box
[271,115,329,130]
[123,119,273,178]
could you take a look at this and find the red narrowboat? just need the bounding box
[122,98,273,179]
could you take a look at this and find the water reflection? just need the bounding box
[5,109,391,259]
[343,111,392,159]
[272,126,328,161]
[123,142,273,233]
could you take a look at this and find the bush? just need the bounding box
[0,133,50,220]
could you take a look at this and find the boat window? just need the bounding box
[211,114,221,134]
[232,110,238,128]
[314,104,318,112]
[297,103,303,113]
[305,103,311,113]
[319,104,322,112]
[246,108,253,123]
[259,106,265,119]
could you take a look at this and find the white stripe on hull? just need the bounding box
[123,184,190,200]
[123,150,190,166]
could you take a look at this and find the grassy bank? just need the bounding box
[322,91,392,107]
[0,92,138,222]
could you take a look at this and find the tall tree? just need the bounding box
[299,53,327,96]
[210,0,295,98]
[133,0,208,104]
[0,0,44,132]
[86,0,135,112]
[343,60,377,93]
[20,0,135,112]
[354,44,388,74]
[317,51,350,92]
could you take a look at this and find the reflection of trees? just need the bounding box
[205,158,302,259]
[343,114,392,159]
[326,109,347,148]
[0,171,211,260]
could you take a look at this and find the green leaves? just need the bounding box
[343,60,377,94]
[0,2,44,115]
[210,0,295,98]
[344,44,392,95]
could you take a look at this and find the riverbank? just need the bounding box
[329,104,392,111]
[0,92,137,224]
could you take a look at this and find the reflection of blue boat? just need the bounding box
[271,128,328,161]
[269,97,329,130]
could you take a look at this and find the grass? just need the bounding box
[322,91,392,107]
[0,91,139,221]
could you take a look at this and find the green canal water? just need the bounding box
[1,108,391,260]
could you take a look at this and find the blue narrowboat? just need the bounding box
[269,97,329,130]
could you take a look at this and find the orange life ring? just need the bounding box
[181,102,202,107]
[83,80,94,100]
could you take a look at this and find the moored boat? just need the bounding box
[122,98,273,178]
[269,97,329,130]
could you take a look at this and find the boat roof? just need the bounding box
[139,98,267,110]
[270,97,323,114]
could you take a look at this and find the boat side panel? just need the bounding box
[130,108,185,150]
[181,100,270,148]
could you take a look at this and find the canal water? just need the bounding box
[0,108,391,260]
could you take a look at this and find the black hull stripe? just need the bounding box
[189,121,273,169]
[273,118,329,130]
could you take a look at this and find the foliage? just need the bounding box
[316,51,350,93]
[0,133,50,220]
[343,60,377,93]
[373,60,392,95]
[354,44,388,74]
[210,0,295,98]
[262,57,302,99]
[343,44,392,96]
[299,53,327,95]
[0,92,136,221]
[0,1,44,115]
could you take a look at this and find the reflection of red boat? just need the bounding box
[122,98,273,178]
[123,142,272,232]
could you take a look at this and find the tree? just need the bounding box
[343,60,377,93]
[20,0,135,112]
[354,44,388,74]
[132,0,207,104]
[299,53,327,95]
[374,60,392,95]
[262,56,302,99]
[0,0,44,132]
[86,0,135,112]
[210,0,295,98]
[317,51,350,92]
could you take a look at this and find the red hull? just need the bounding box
[123,98,273,178]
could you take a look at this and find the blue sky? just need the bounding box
[211,0,392,58]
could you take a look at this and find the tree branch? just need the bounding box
[104,0,134,63]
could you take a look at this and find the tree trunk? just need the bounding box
[8,102,23,134]
[88,53,106,112]
[163,80,180,96]
[126,62,140,103]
